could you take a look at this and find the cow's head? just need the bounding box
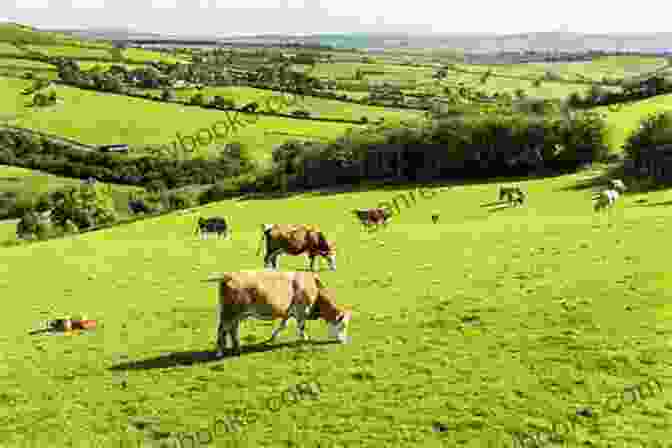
[195,217,206,233]
[315,232,336,270]
[312,287,351,343]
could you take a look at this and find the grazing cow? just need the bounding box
[499,186,525,206]
[609,179,627,193]
[258,224,336,271]
[594,189,620,212]
[352,208,392,228]
[196,217,229,240]
[128,199,151,215]
[204,271,352,356]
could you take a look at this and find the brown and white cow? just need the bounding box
[257,224,336,271]
[204,271,352,356]
[352,208,392,228]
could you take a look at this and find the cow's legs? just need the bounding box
[230,320,241,356]
[295,304,309,341]
[264,248,282,270]
[267,318,289,343]
[216,308,230,357]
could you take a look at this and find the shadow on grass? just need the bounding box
[630,200,672,207]
[487,204,514,213]
[108,340,340,371]
[481,200,508,208]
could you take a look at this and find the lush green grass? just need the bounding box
[1,169,672,447]
[0,57,58,79]
[456,56,668,83]
[1,79,360,160]
[25,44,115,60]
[157,85,423,122]
[599,93,672,151]
[0,23,111,48]
[122,48,191,65]
[0,42,25,56]
[0,164,145,214]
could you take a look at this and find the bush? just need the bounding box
[623,111,672,161]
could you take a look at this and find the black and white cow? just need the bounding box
[196,217,229,239]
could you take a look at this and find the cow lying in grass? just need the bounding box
[204,271,352,357]
[258,224,336,271]
[594,189,620,212]
[499,186,526,206]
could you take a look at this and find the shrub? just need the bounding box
[623,111,672,161]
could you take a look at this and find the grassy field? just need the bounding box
[122,48,191,65]
[598,93,672,150]
[0,79,361,160]
[0,57,58,79]
[151,85,424,122]
[25,44,116,60]
[0,168,671,447]
[0,164,146,214]
[455,56,669,83]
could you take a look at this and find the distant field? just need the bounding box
[0,57,58,79]
[599,93,672,150]
[25,44,115,60]
[1,81,359,160]
[436,70,604,100]
[459,56,669,83]
[0,23,111,48]
[153,85,423,122]
[0,42,25,56]
[0,164,145,215]
[76,61,147,71]
[122,48,191,65]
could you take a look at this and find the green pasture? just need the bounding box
[0,80,360,160]
[1,169,672,447]
[455,56,668,83]
[0,164,145,215]
[0,42,25,56]
[599,93,672,150]
[0,23,110,48]
[122,48,191,65]
[25,44,115,61]
[435,70,602,100]
[0,57,58,79]
[157,86,423,122]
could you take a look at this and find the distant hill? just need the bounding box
[9,25,672,53]
[0,22,111,48]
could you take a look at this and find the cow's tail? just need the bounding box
[203,273,234,283]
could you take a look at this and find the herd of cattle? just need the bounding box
[19,178,625,356]
[194,177,627,357]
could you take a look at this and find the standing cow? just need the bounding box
[196,217,229,240]
[352,208,392,228]
[204,271,352,356]
[258,224,336,271]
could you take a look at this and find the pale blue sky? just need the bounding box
[3,0,672,37]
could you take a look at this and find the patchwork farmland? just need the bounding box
[2,21,672,448]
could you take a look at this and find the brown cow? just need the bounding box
[257,224,336,271]
[204,271,352,356]
[352,208,392,228]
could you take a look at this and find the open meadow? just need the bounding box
[1,168,672,447]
